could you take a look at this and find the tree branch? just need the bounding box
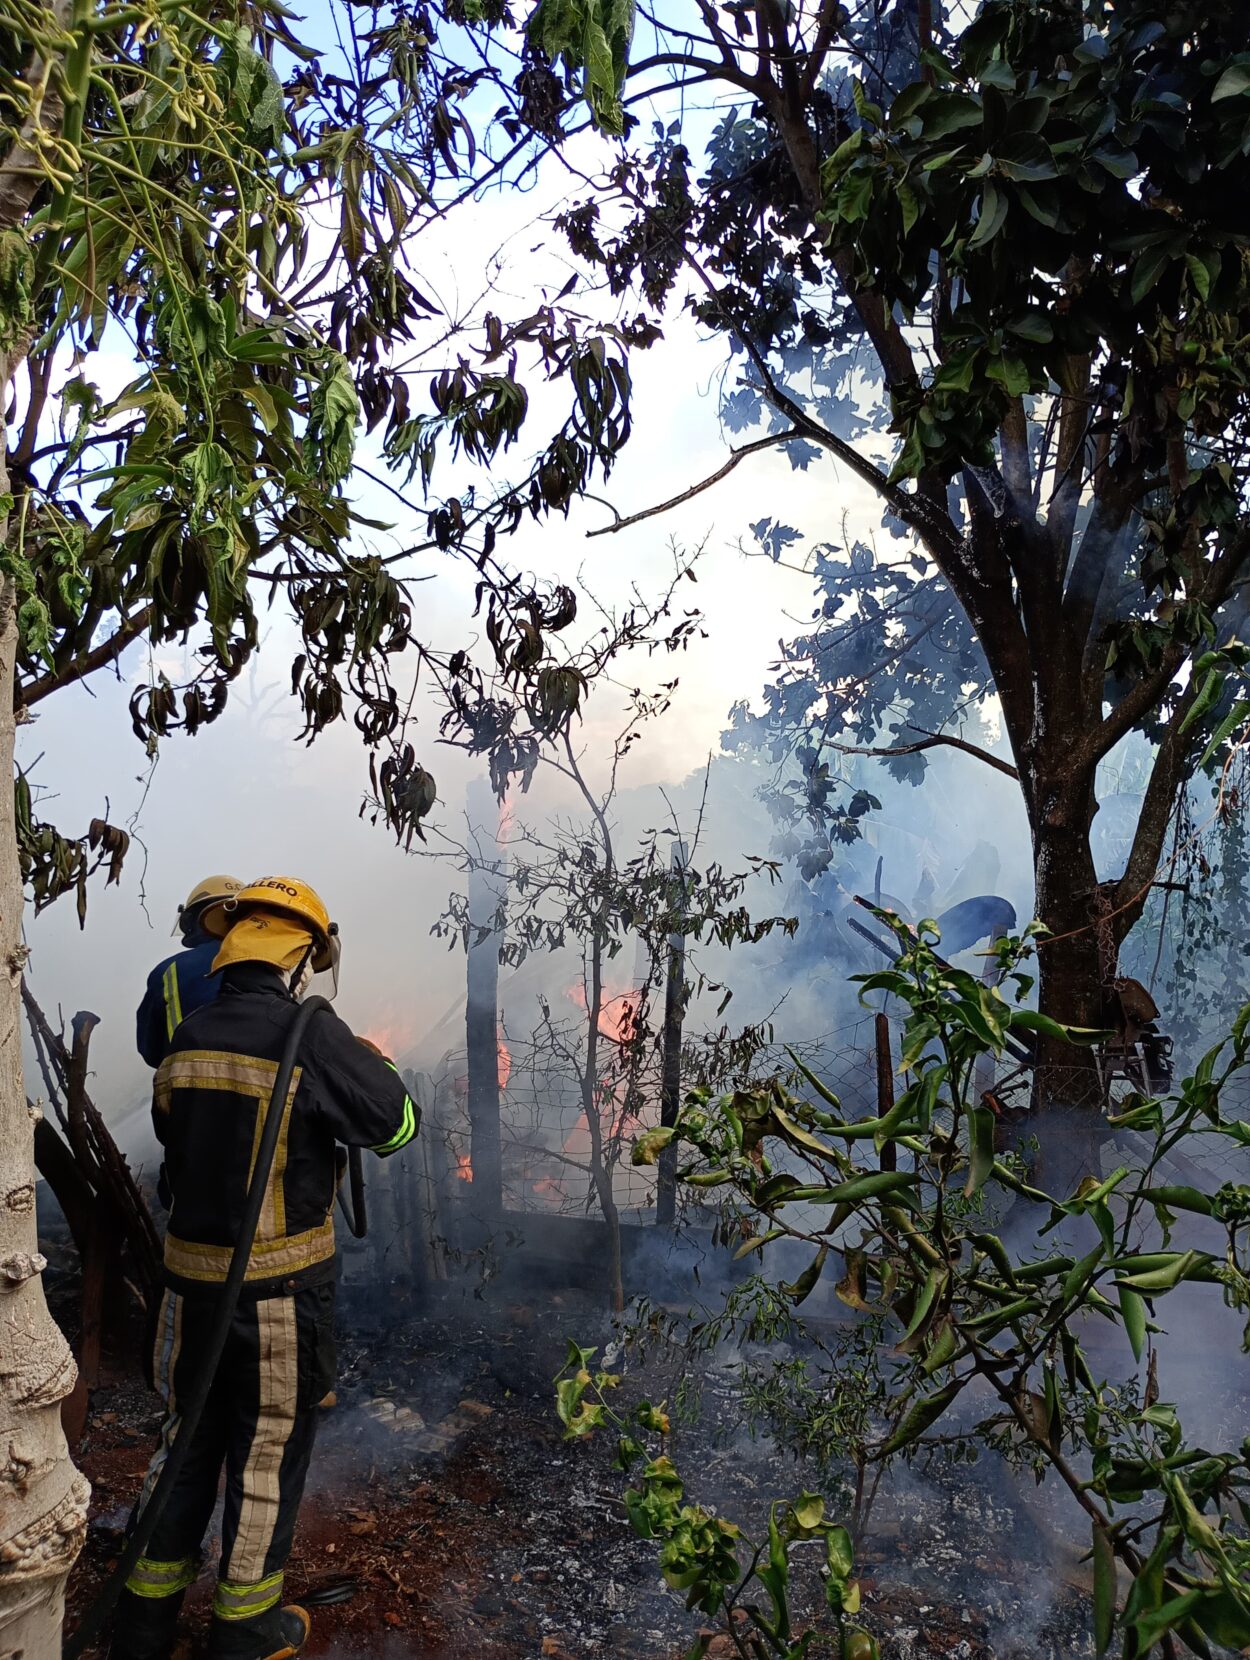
[1111,684,1197,940]
[17,604,152,709]
[585,429,803,538]
[798,0,846,100]
[823,725,1019,781]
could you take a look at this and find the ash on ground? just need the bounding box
[64,1277,1129,1659]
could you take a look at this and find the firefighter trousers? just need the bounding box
[110,1281,335,1660]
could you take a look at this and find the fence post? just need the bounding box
[875,1013,896,1172]
[465,779,504,1217]
[656,839,689,1226]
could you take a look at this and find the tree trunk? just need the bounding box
[0,578,90,1657]
[1028,782,1112,1187]
[465,781,503,1217]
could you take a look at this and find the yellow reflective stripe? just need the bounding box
[159,1050,303,1258]
[125,1554,198,1599]
[373,1092,415,1155]
[213,1571,284,1620]
[163,963,183,1041]
[164,1051,288,1092]
[164,1218,335,1285]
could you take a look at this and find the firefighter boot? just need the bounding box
[207,1604,310,1660]
[107,1585,186,1660]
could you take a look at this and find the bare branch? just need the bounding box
[17,605,152,709]
[823,725,1019,781]
[585,429,803,538]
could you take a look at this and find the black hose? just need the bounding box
[63,996,331,1660]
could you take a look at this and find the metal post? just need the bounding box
[656,840,689,1226]
[466,779,503,1217]
[875,1013,896,1172]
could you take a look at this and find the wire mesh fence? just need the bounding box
[372,1005,1250,1251]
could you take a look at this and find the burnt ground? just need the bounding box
[63,1272,1104,1660]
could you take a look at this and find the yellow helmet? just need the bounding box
[202,876,336,972]
[176,874,244,936]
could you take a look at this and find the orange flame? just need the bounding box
[456,1153,473,1183]
[563,983,642,1044]
[497,1038,512,1091]
[359,1020,409,1060]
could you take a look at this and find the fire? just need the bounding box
[563,983,642,1044]
[456,1153,473,1183]
[497,1038,512,1091]
[358,1016,410,1061]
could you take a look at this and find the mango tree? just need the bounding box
[332,0,1250,1097]
[0,0,594,1648]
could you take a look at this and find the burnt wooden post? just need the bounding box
[656,840,689,1226]
[465,780,503,1217]
[875,1013,896,1172]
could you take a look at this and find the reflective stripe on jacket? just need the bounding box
[136,942,224,1069]
[152,962,417,1297]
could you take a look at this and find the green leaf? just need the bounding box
[1185,252,1212,303]
[733,1228,786,1260]
[877,1377,963,1457]
[771,1106,839,1161]
[968,182,1008,248]
[1179,666,1225,735]
[1212,62,1250,101]
[896,179,920,235]
[1190,1589,1250,1647]
[781,1243,828,1305]
[899,1264,946,1351]
[1131,245,1174,306]
[1143,1186,1215,1218]
[1062,1244,1105,1306]
[1092,1522,1116,1657]
[996,134,1057,181]
[1119,1285,1146,1362]
[785,1170,920,1207]
[964,1104,996,1197]
[307,352,360,485]
[918,92,983,140]
[825,1523,853,1580]
[787,1050,842,1112]
[922,1315,959,1375]
[1133,1590,1205,1649]
[632,1125,676,1165]
[1116,1249,1209,1294]
[961,1294,1043,1334]
[1199,699,1250,767]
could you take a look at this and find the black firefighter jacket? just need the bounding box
[152,961,417,1297]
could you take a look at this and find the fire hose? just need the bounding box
[64,995,368,1658]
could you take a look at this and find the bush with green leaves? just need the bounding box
[555,1341,879,1660]
[626,916,1250,1658]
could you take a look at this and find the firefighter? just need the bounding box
[110,877,419,1660]
[136,875,245,1067]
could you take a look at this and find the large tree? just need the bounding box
[0,0,596,1646]
[367,0,1250,1091]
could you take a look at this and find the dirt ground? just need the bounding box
[63,1275,1105,1660]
